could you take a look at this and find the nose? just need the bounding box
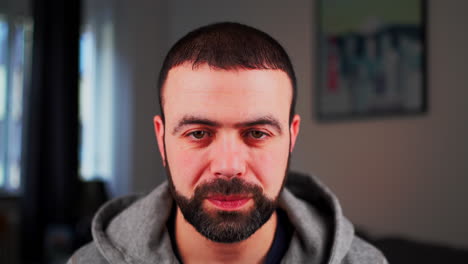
[209,134,246,178]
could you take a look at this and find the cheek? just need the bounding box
[250,141,290,195]
[165,139,209,194]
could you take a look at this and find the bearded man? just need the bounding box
[69,22,387,264]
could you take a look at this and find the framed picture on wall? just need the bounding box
[316,0,427,121]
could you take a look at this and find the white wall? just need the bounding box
[94,0,169,195]
[115,0,170,194]
[115,0,468,248]
[297,0,468,249]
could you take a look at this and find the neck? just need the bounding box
[174,207,277,264]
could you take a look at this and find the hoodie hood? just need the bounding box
[281,172,355,263]
[86,172,384,264]
[91,182,178,263]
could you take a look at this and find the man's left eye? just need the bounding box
[247,130,267,139]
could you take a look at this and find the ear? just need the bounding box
[153,115,166,167]
[289,114,301,152]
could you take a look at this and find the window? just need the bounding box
[79,21,115,182]
[0,14,33,193]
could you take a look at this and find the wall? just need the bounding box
[296,0,468,248]
[117,0,468,248]
[86,0,170,196]
[113,0,170,195]
[0,0,29,16]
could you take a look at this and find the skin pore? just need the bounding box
[154,63,300,264]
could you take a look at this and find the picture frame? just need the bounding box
[316,0,428,121]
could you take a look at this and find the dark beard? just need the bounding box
[167,173,277,243]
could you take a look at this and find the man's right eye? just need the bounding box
[188,130,209,139]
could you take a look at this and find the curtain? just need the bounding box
[20,0,81,263]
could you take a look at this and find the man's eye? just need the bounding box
[188,130,209,139]
[248,130,267,139]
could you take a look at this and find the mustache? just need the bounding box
[194,178,263,198]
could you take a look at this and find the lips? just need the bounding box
[206,195,251,211]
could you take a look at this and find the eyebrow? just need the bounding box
[172,116,221,135]
[172,115,283,135]
[234,116,283,134]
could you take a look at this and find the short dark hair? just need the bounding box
[157,22,297,123]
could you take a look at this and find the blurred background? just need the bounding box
[0,0,467,263]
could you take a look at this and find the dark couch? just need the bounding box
[373,237,468,264]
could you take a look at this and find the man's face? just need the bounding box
[154,63,300,243]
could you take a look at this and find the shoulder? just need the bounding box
[67,242,109,264]
[342,236,388,264]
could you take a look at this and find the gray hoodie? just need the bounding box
[68,173,388,263]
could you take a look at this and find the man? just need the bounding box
[69,22,387,263]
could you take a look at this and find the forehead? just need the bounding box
[162,64,292,125]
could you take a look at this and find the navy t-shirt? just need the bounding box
[264,208,293,264]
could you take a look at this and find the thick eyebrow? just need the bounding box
[172,115,221,135]
[171,115,283,135]
[234,116,283,135]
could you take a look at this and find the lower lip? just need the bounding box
[207,197,251,211]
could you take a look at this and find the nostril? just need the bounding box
[223,173,236,178]
[213,171,242,179]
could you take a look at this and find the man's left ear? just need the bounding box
[289,114,301,152]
